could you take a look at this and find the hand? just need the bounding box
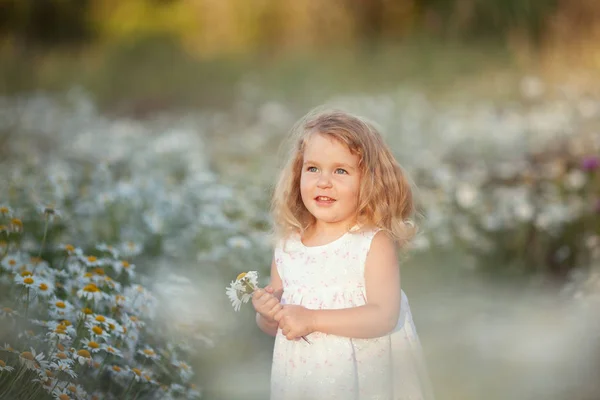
[274,305,315,341]
[252,286,282,323]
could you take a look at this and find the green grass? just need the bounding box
[0,36,524,115]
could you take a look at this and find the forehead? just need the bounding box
[303,133,359,164]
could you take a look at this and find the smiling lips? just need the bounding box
[315,196,336,205]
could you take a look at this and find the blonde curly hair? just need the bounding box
[271,107,417,246]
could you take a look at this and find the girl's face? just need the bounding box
[300,133,361,231]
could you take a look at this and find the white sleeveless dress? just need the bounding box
[270,227,435,400]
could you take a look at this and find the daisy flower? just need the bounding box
[120,240,142,257]
[96,243,119,259]
[14,273,39,290]
[19,348,48,371]
[73,349,92,366]
[111,259,136,278]
[0,205,13,218]
[0,307,19,318]
[173,360,193,381]
[58,243,82,257]
[76,283,105,302]
[1,253,21,272]
[39,205,62,222]
[3,343,17,353]
[51,387,73,400]
[84,321,111,340]
[225,271,259,312]
[10,218,23,233]
[81,338,102,354]
[0,359,14,372]
[36,279,55,297]
[137,346,160,361]
[80,255,102,268]
[100,344,123,358]
[49,360,77,379]
[49,298,75,319]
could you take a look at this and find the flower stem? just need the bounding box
[24,287,30,320]
[38,214,49,259]
[123,375,136,399]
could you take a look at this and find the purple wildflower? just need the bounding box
[581,156,600,171]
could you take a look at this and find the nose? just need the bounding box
[316,173,332,188]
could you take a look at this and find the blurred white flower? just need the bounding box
[226,236,252,249]
[455,183,479,209]
[514,202,535,222]
[520,76,545,99]
[565,170,587,191]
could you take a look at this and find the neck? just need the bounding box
[310,220,358,237]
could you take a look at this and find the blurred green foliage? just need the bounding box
[0,0,592,53]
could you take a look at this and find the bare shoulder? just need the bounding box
[368,229,398,259]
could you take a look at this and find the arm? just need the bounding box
[311,231,401,339]
[255,257,284,337]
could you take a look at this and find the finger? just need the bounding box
[273,310,283,322]
[265,286,274,293]
[265,297,279,309]
[252,289,264,299]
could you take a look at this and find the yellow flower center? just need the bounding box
[93,361,100,368]
[94,268,105,275]
[57,343,65,351]
[87,341,99,349]
[23,277,34,285]
[122,260,130,268]
[129,316,138,322]
[143,349,155,356]
[83,284,99,293]
[83,307,93,315]
[45,369,53,377]
[0,207,8,213]
[132,368,141,376]
[11,218,22,226]
[108,323,115,330]
[2,307,12,313]
[236,272,247,280]
[95,315,106,322]
[61,320,71,326]
[39,283,49,291]
[0,360,6,367]
[30,257,42,265]
[56,352,67,359]
[84,272,93,278]
[106,346,116,353]
[87,256,97,263]
[55,301,66,309]
[20,270,31,276]
[65,244,75,252]
[68,385,77,392]
[59,394,70,400]
[76,349,91,358]
[20,351,34,361]
[55,327,66,334]
[8,259,16,266]
[92,326,103,335]
[112,365,121,372]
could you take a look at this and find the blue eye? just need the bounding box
[307,166,318,172]
[335,168,348,174]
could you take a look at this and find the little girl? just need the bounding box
[252,108,435,400]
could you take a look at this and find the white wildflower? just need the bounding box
[225,271,258,312]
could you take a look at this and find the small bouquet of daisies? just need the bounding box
[226,271,259,312]
[226,271,311,344]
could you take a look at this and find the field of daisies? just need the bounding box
[1,74,600,399]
